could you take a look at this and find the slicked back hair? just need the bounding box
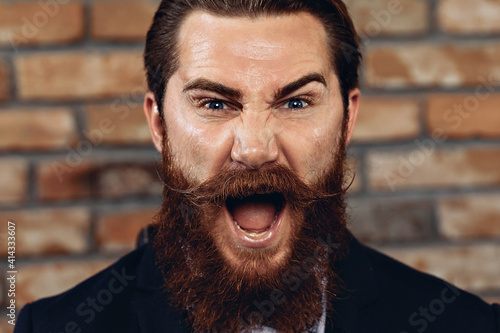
[144,0,361,118]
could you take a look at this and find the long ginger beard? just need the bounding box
[153,121,352,333]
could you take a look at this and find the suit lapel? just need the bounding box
[133,243,189,333]
[134,290,189,333]
[325,237,380,333]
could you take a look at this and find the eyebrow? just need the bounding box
[182,72,327,103]
[274,72,327,101]
[183,78,243,101]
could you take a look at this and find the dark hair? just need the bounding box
[144,0,361,118]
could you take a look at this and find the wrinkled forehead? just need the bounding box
[174,10,334,91]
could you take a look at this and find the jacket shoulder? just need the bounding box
[15,245,148,333]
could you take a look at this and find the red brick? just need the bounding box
[426,94,500,139]
[368,147,500,191]
[91,1,157,41]
[0,208,90,257]
[85,160,163,199]
[0,2,84,46]
[382,244,500,292]
[439,194,500,240]
[438,0,500,34]
[349,198,433,244]
[0,159,28,204]
[16,259,113,308]
[352,98,420,141]
[345,0,429,37]
[96,161,162,199]
[0,109,77,151]
[95,207,157,252]
[86,103,152,145]
[365,44,500,89]
[99,163,162,199]
[16,51,146,101]
[0,59,9,102]
[37,159,162,201]
[37,160,92,202]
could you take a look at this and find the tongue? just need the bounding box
[232,199,277,232]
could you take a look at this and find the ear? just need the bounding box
[345,88,360,144]
[143,91,163,153]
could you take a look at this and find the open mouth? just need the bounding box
[225,193,286,246]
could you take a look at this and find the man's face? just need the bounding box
[144,10,360,331]
[146,10,358,272]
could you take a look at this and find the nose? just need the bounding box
[231,112,279,169]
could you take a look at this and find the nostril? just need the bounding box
[231,137,279,170]
[234,147,272,169]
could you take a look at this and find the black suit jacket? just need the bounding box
[15,237,500,332]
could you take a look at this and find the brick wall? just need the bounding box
[0,0,499,331]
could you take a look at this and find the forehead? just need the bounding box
[175,11,333,90]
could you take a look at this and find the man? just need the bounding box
[15,0,500,332]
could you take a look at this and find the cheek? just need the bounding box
[163,103,206,181]
[165,122,205,181]
[277,114,343,183]
[165,110,234,181]
[307,125,341,180]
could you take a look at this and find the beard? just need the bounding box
[153,121,352,333]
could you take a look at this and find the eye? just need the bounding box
[205,100,228,110]
[283,98,309,109]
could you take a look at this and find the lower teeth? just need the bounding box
[234,214,279,237]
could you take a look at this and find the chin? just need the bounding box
[210,202,298,278]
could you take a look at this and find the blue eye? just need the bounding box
[205,100,226,110]
[285,99,308,109]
